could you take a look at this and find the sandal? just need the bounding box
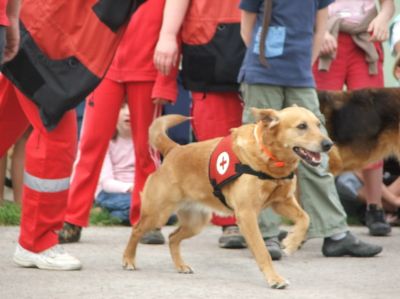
[58,222,82,244]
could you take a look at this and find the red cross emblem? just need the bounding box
[216,152,230,175]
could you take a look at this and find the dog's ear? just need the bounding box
[251,107,280,128]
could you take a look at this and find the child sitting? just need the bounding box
[95,102,134,224]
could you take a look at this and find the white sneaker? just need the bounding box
[13,244,82,270]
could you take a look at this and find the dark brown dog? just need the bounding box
[122,106,333,289]
[318,88,400,175]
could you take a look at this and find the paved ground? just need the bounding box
[1,224,400,299]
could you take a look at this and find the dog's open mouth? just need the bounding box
[293,147,321,167]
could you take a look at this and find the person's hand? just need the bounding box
[153,98,170,105]
[2,16,20,63]
[153,33,178,76]
[319,31,337,56]
[368,16,390,42]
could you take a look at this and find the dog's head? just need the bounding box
[252,106,333,167]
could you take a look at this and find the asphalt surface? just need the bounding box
[1,224,400,299]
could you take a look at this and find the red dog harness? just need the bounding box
[209,135,294,209]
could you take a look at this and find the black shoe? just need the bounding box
[277,230,288,242]
[166,214,178,226]
[322,231,382,257]
[58,222,82,244]
[140,229,165,245]
[365,204,391,236]
[264,237,282,260]
[219,225,246,249]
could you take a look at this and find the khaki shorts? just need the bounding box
[240,83,325,125]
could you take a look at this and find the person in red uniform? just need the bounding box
[58,0,179,244]
[154,0,246,249]
[0,0,142,271]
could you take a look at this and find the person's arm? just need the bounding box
[319,31,338,56]
[240,10,257,47]
[368,0,395,42]
[312,6,329,65]
[99,148,133,194]
[153,0,190,76]
[2,0,21,63]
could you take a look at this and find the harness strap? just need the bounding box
[211,163,294,210]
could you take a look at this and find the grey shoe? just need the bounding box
[140,229,165,245]
[365,204,391,236]
[264,237,282,260]
[219,225,246,249]
[322,231,382,257]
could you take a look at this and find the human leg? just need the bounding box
[0,155,6,202]
[362,163,391,236]
[345,41,390,236]
[240,84,287,259]
[9,84,81,270]
[63,78,125,228]
[96,191,130,223]
[191,91,244,248]
[126,82,162,225]
[0,77,30,203]
[10,128,31,204]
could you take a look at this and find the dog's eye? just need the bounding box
[297,123,308,130]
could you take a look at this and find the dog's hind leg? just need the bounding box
[122,190,177,271]
[271,196,310,256]
[169,203,211,274]
[235,208,289,289]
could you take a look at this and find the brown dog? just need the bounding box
[318,88,400,174]
[122,106,333,289]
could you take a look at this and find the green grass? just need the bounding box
[0,201,21,225]
[89,206,124,226]
[0,201,124,226]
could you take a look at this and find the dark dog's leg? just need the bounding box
[271,196,310,255]
[235,209,289,289]
[169,206,211,274]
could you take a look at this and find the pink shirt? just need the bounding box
[328,0,376,25]
[98,136,135,194]
[0,0,9,26]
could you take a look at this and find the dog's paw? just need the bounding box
[281,237,300,256]
[271,279,290,289]
[122,258,136,271]
[282,245,297,256]
[177,264,194,274]
[268,275,290,289]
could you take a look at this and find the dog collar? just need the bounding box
[255,122,285,168]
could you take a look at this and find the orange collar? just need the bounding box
[256,123,285,168]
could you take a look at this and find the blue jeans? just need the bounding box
[95,191,131,222]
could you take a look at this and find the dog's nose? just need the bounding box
[321,139,333,152]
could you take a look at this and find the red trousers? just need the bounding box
[313,33,384,169]
[0,76,77,253]
[65,78,161,227]
[191,91,243,226]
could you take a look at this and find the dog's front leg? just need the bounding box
[235,209,289,289]
[272,196,310,255]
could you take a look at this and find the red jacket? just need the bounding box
[0,0,8,26]
[107,0,179,103]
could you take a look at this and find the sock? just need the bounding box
[329,232,347,241]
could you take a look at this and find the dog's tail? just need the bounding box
[149,114,191,156]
